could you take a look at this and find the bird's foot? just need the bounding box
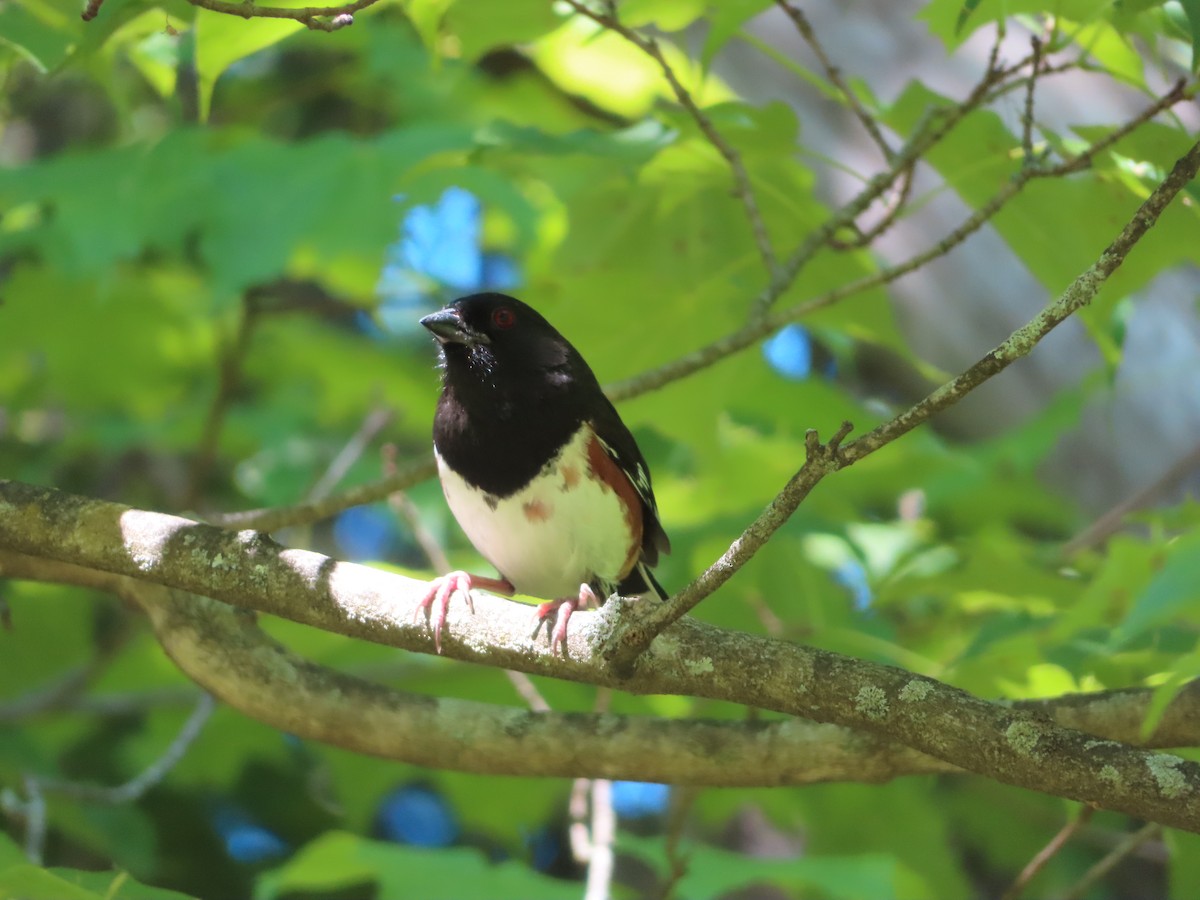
[532,583,600,657]
[416,571,514,654]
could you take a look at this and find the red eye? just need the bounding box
[492,307,516,329]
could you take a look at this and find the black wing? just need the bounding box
[590,397,671,574]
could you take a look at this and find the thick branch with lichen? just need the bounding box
[2,487,1200,830]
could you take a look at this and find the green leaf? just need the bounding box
[0,835,25,869]
[194,14,303,120]
[1178,0,1200,69]
[1071,20,1145,82]
[0,866,105,900]
[1110,531,1200,648]
[254,832,580,900]
[0,0,78,71]
[46,870,199,900]
[1141,653,1200,738]
[620,834,902,900]
[404,0,455,52]
[445,0,561,60]
[921,0,1114,47]
[619,0,707,31]
[701,0,773,69]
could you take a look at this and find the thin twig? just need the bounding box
[659,786,696,900]
[747,24,1011,319]
[383,445,452,573]
[585,779,616,900]
[827,165,914,249]
[564,0,779,281]
[1059,822,1163,900]
[1021,36,1044,162]
[38,693,216,805]
[0,694,215,862]
[308,406,395,503]
[774,0,893,160]
[182,0,374,30]
[569,777,593,864]
[1001,806,1094,900]
[0,664,98,722]
[23,776,47,864]
[0,613,138,721]
[605,138,1200,670]
[1062,442,1200,556]
[504,670,552,712]
[607,78,1191,403]
[212,455,436,531]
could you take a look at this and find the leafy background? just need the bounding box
[2,0,1200,897]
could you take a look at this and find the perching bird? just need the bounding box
[417,292,670,654]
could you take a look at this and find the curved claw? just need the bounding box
[415,570,475,653]
[531,583,599,657]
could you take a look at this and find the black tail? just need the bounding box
[621,560,667,601]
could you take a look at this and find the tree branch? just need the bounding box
[184,0,375,30]
[0,548,958,787]
[774,0,894,160]
[3,493,1200,830]
[211,454,436,531]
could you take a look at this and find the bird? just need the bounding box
[416,292,670,655]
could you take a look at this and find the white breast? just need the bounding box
[435,427,633,600]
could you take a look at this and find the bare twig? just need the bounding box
[660,787,696,900]
[0,664,100,723]
[746,26,1010,319]
[827,165,915,249]
[504,670,552,712]
[564,0,779,281]
[1001,806,1095,900]
[1021,37,1044,161]
[1059,822,1163,900]
[570,777,594,863]
[0,776,48,863]
[585,779,616,900]
[308,406,395,503]
[606,138,1200,668]
[383,445,452,572]
[774,0,893,160]
[607,79,1192,403]
[1,694,215,862]
[0,613,138,721]
[212,455,436,531]
[1062,442,1200,557]
[38,693,216,805]
[840,137,1200,465]
[181,0,374,30]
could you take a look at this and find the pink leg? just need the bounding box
[532,583,599,657]
[415,571,514,654]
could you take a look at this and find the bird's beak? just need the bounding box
[419,308,490,346]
